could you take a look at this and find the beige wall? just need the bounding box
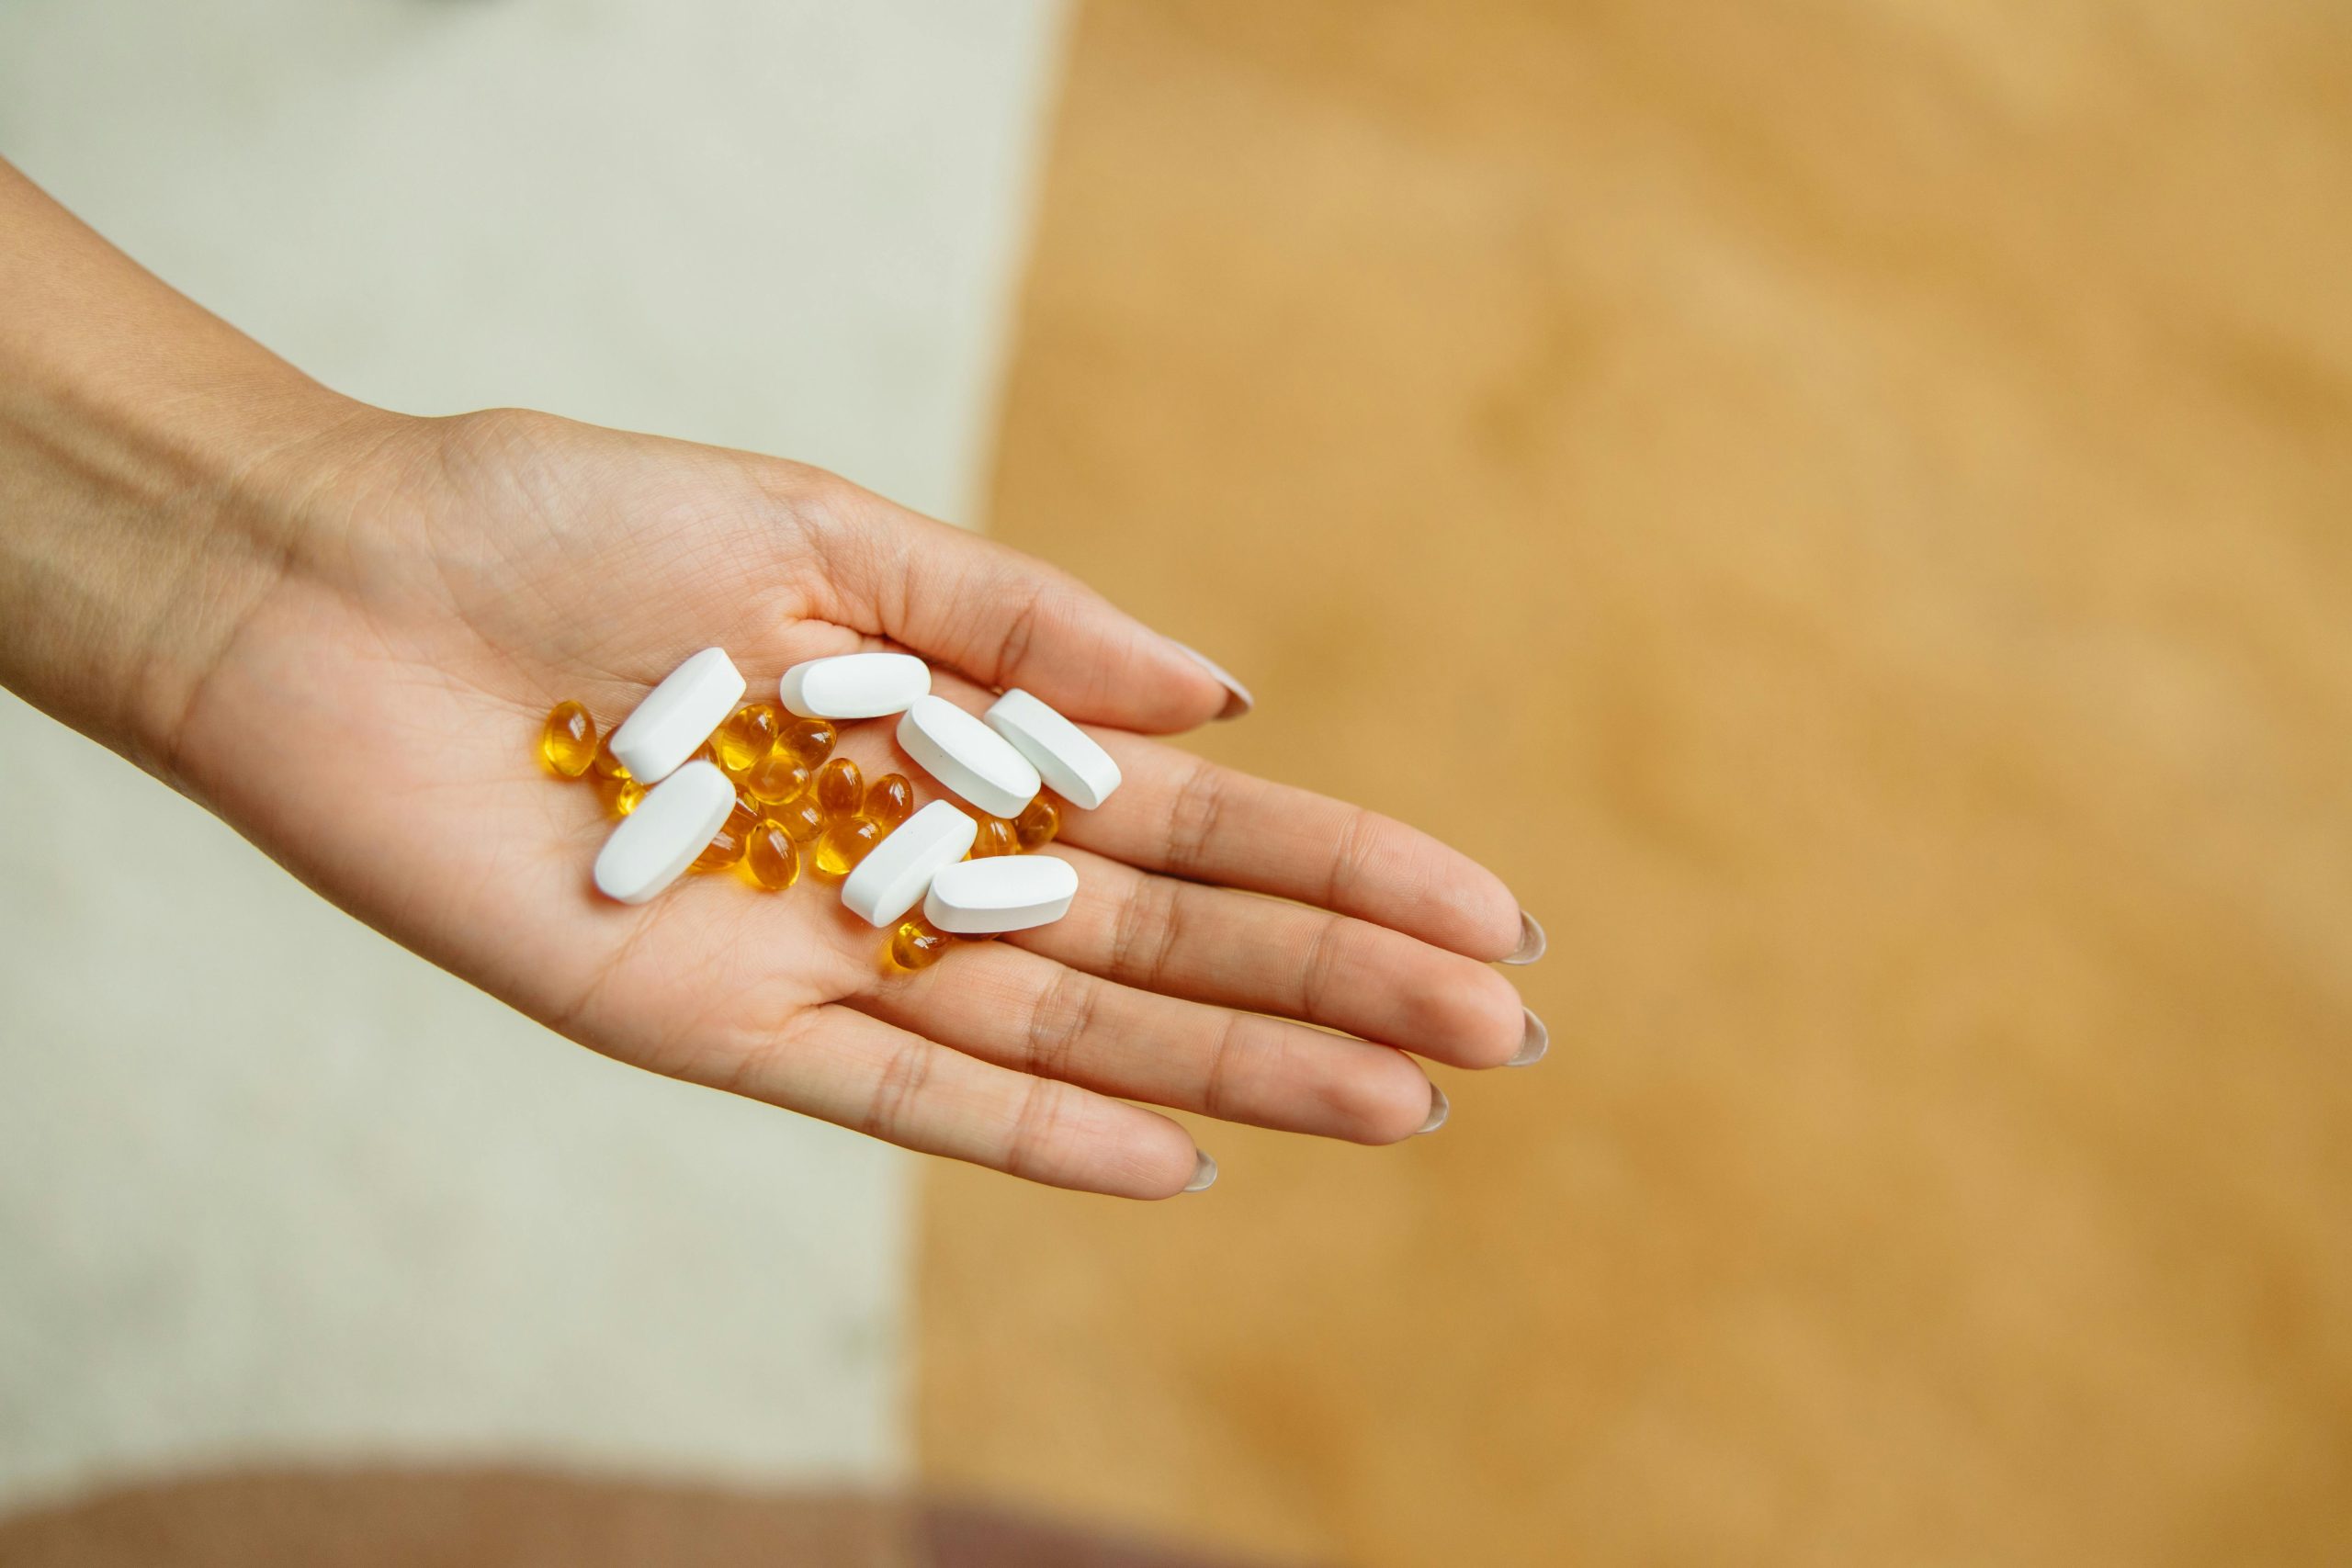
[0,0,1066,1510]
[920,4,2352,1563]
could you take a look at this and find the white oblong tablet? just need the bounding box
[983,688,1123,810]
[840,799,978,927]
[608,647,747,784]
[592,761,734,905]
[924,854,1080,934]
[779,652,932,720]
[895,694,1041,818]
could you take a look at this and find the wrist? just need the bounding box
[0,159,407,780]
[0,358,389,771]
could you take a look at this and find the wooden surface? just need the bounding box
[917,2,2352,1563]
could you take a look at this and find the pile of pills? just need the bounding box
[537,649,1116,970]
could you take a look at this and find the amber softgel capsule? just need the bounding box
[690,796,759,873]
[889,916,956,971]
[540,701,598,777]
[815,756,864,818]
[969,817,1019,859]
[780,717,838,767]
[744,818,801,890]
[714,701,784,773]
[865,773,916,828]
[771,795,826,844]
[815,817,884,876]
[743,750,812,806]
[1013,795,1058,850]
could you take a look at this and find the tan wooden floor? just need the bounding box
[916,3,2352,1564]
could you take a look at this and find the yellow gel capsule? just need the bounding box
[691,799,758,873]
[864,773,916,829]
[969,818,1019,859]
[599,776,645,817]
[591,737,631,782]
[744,819,801,890]
[540,701,598,777]
[889,915,954,971]
[715,702,784,773]
[1012,795,1059,850]
[815,757,865,818]
[745,750,812,806]
[772,795,826,844]
[782,717,838,767]
[814,816,883,876]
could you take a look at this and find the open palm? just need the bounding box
[164,410,1540,1198]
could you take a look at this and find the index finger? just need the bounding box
[791,478,1242,732]
[1059,731,1532,964]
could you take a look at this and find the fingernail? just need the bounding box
[1509,1008,1548,1067]
[1170,640,1253,720]
[1500,910,1546,965]
[1184,1150,1219,1192]
[1418,1083,1451,1134]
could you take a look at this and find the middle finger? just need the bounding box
[1012,845,1534,1070]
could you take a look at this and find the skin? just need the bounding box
[0,159,1541,1200]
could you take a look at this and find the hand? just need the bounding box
[152,409,1540,1198]
[0,161,1540,1200]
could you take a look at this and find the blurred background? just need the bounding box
[4,1,2349,1565]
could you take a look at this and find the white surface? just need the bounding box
[985,688,1123,810]
[0,0,1067,1516]
[608,648,746,785]
[841,801,979,928]
[594,761,737,904]
[896,695,1042,818]
[925,855,1080,934]
[780,653,933,720]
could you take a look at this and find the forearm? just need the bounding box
[0,157,373,776]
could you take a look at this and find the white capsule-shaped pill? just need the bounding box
[607,647,747,784]
[983,688,1122,810]
[840,799,978,927]
[778,652,931,720]
[895,694,1041,818]
[593,761,734,905]
[924,854,1080,934]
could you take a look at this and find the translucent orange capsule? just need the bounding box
[815,816,883,876]
[782,716,838,767]
[715,702,784,773]
[772,795,826,844]
[744,749,812,806]
[691,799,758,873]
[591,737,631,782]
[1013,795,1059,850]
[969,817,1019,859]
[744,818,801,890]
[815,757,865,818]
[864,773,916,829]
[889,915,955,971]
[598,775,645,817]
[540,701,598,777]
